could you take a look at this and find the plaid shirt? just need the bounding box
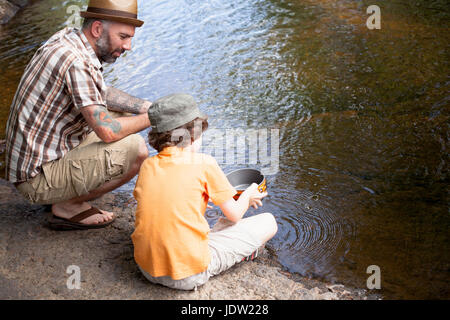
[5,28,107,183]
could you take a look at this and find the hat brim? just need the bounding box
[80,11,144,27]
[151,110,208,133]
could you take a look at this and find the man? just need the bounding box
[5,0,150,230]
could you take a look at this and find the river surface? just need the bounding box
[0,0,449,299]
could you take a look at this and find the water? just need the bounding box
[0,0,449,299]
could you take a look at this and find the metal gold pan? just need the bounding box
[226,168,266,200]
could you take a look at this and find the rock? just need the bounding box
[296,290,315,300]
[319,292,338,300]
[327,284,345,292]
[8,0,28,8]
[0,0,19,24]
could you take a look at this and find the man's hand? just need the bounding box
[141,100,152,114]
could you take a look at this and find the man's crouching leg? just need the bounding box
[52,133,148,225]
[17,133,148,226]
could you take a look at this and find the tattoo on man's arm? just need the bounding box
[106,86,150,114]
[93,106,122,133]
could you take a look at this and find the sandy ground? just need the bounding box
[0,178,378,300]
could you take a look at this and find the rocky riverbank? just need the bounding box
[0,0,28,24]
[0,178,378,300]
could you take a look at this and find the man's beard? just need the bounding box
[96,31,124,63]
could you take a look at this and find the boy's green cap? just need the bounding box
[148,93,206,133]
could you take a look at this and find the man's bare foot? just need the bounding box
[52,202,114,225]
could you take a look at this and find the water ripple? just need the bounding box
[265,184,357,278]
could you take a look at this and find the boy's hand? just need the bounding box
[246,183,268,209]
[219,183,268,223]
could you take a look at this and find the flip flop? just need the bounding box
[242,249,259,262]
[241,244,266,262]
[47,206,116,231]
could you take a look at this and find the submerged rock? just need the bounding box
[8,0,29,8]
[0,0,28,25]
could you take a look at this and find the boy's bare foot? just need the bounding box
[52,202,114,225]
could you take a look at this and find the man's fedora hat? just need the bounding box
[80,0,144,27]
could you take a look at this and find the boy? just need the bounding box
[132,93,277,290]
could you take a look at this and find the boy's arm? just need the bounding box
[218,183,267,223]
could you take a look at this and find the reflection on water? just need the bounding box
[0,0,449,299]
[0,0,76,135]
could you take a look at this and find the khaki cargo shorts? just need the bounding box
[16,132,143,205]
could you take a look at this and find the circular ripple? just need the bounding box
[268,187,356,277]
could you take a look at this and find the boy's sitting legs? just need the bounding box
[138,212,277,291]
[207,212,277,276]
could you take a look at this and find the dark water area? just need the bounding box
[0,0,449,299]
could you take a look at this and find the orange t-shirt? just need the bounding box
[131,147,236,280]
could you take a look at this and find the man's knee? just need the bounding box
[133,134,149,162]
[123,134,148,166]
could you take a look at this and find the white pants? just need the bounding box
[138,213,275,290]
